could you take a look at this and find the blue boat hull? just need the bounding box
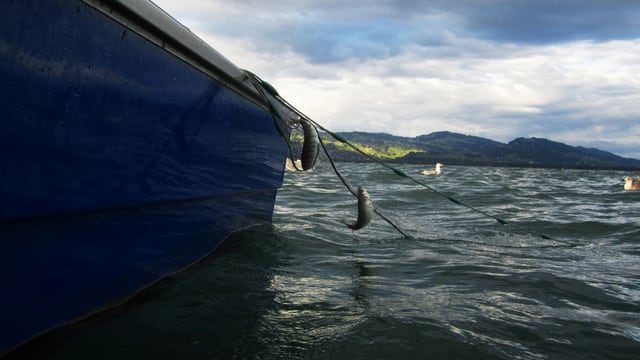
[0,0,288,353]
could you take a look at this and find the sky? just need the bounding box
[152,0,640,159]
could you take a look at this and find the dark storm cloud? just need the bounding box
[243,0,640,63]
[452,0,640,44]
[268,19,411,63]
[158,1,640,63]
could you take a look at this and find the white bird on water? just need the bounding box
[624,176,640,190]
[421,163,443,175]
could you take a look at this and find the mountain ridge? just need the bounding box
[295,130,640,170]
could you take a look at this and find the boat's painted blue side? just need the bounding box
[0,0,288,353]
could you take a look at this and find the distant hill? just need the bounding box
[290,130,640,170]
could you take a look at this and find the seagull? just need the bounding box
[623,176,640,190]
[421,163,443,175]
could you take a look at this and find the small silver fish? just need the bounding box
[300,120,319,170]
[346,186,375,230]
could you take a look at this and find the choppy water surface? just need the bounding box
[26,164,640,359]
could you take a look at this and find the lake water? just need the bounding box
[14,163,640,359]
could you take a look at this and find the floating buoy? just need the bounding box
[300,119,319,170]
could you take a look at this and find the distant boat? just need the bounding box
[624,176,640,190]
[0,0,298,354]
[421,163,444,175]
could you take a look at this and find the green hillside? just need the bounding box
[288,130,640,170]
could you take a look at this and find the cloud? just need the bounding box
[152,0,640,159]
[157,0,640,63]
[455,0,640,44]
[272,40,640,158]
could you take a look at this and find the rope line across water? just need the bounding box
[244,70,572,245]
